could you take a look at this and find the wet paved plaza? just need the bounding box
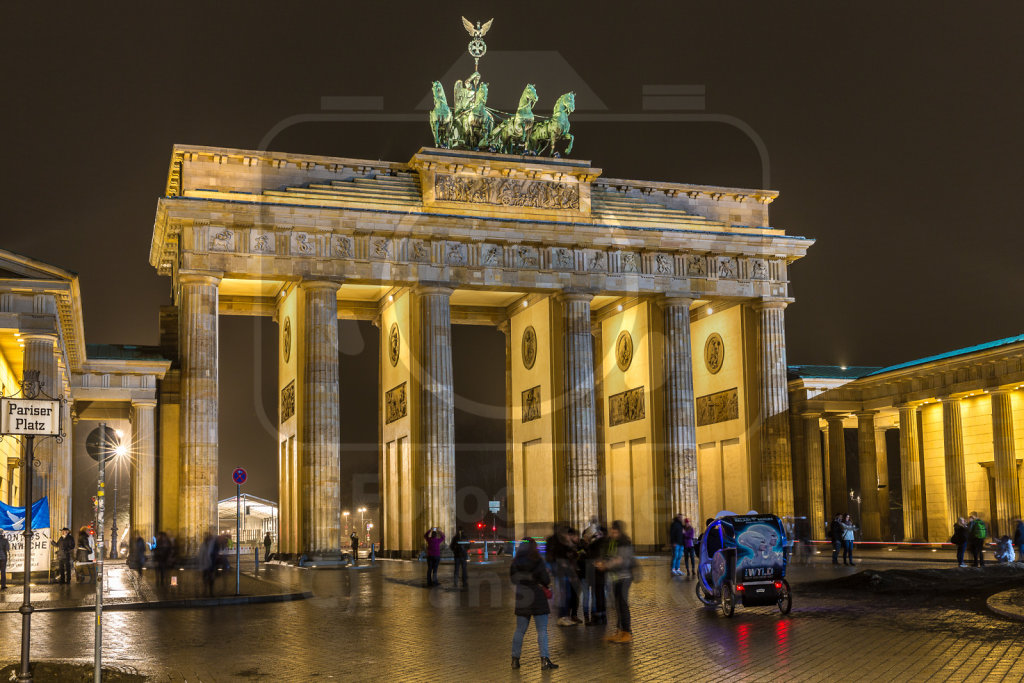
[1,554,1022,682]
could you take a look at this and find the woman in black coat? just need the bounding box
[510,539,558,670]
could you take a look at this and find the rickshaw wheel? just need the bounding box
[695,579,715,607]
[720,582,736,617]
[777,579,792,615]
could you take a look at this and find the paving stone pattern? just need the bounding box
[1,557,1022,682]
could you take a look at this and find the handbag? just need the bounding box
[542,585,553,600]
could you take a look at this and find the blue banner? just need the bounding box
[0,497,50,531]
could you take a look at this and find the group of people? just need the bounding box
[668,514,696,576]
[827,514,859,566]
[508,518,636,670]
[951,514,1024,567]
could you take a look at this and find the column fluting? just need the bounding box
[856,411,881,540]
[897,404,924,541]
[561,292,598,530]
[755,301,794,517]
[941,397,968,528]
[991,389,1020,536]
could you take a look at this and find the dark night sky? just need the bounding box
[2,3,1023,504]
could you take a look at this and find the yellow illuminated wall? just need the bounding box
[0,346,21,504]
[380,290,415,554]
[920,402,947,541]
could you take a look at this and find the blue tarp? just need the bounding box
[0,497,49,531]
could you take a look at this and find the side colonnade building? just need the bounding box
[789,334,1024,542]
[149,145,813,556]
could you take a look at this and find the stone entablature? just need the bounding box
[151,145,810,303]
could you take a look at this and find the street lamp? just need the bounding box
[342,510,350,537]
[109,431,127,559]
[849,489,862,539]
[366,522,373,545]
[358,507,367,547]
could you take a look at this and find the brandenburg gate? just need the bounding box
[149,142,812,555]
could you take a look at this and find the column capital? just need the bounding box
[496,319,510,336]
[558,290,595,303]
[800,411,822,421]
[662,295,695,308]
[825,414,847,425]
[989,387,1016,396]
[895,402,919,411]
[855,410,878,419]
[299,279,342,292]
[131,398,158,409]
[752,297,792,312]
[20,332,58,343]
[415,282,455,297]
[178,272,221,287]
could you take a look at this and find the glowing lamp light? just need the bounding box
[114,445,127,458]
[616,304,623,312]
[706,306,713,315]
[522,300,528,308]
[387,294,394,302]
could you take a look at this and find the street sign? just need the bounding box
[232,468,247,485]
[488,500,500,514]
[1,398,60,436]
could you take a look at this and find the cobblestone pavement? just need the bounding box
[1,554,1022,682]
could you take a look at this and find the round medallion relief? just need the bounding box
[282,317,292,363]
[521,326,538,370]
[704,332,725,374]
[615,331,634,372]
[388,323,400,367]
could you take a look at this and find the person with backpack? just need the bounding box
[451,529,468,589]
[967,513,987,567]
[828,514,844,566]
[951,517,970,567]
[669,513,685,576]
[1013,519,1024,561]
[681,518,696,577]
[596,520,635,644]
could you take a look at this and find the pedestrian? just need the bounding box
[451,529,469,588]
[51,527,75,584]
[509,538,558,670]
[263,532,273,562]
[76,527,96,584]
[597,520,635,644]
[950,517,969,567]
[967,513,987,567]
[350,531,360,566]
[841,514,857,566]
[130,535,147,576]
[199,533,218,595]
[581,517,607,625]
[669,513,685,576]
[994,535,1015,564]
[828,514,843,566]
[424,527,444,586]
[1013,519,1024,561]
[153,531,172,586]
[550,527,581,626]
[682,518,696,577]
[0,531,9,590]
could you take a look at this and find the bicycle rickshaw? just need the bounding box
[695,512,792,617]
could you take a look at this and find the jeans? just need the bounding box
[842,540,853,564]
[453,556,468,586]
[671,544,684,572]
[426,556,440,584]
[832,541,841,564]
[970,539,985,567]
[683,546,696,574]
[57,557,72,584]
[956,543,966,566]
[511,614,549,658]
[583,566,606,619]
[0,558,6,589]
[613,579,632,633]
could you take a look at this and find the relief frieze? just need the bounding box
[280,380,295,423]
[696,388,739,427]
[434,173,580,210]
[522,385,541,423]
[608,386,645,427]
[385,382,407,424]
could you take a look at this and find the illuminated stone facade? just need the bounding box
[789,335,1024,542]
[150,144,812,554]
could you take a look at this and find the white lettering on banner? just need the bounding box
[0,398,60,436]
[2,529,51,572]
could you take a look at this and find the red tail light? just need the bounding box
[735,584,745,592]
[774,581,782,589]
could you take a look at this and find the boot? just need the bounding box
[511,657,520,669]
[540,657,559,670]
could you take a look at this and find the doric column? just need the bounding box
[560,292,599,529]
[22,333,59,529]
[130,399,158,542]
[300,281,342,554]
[178,273,220,553]
[856,412,881,540]
[897,404,924,541]
[991,389,1020,535]
[803,414,826,540]
[663,297,698,520]
[498,320,515,536]
[941,397,968,528]
[754,300,794,517]
[826,416,848,518]
[417,285,456,536]
[789,409,807,523]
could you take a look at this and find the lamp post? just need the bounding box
[366,522,373,546]
[342,511,350,538]
[358,507,367,547]
[849,489,862,539]
[109,431,126,559]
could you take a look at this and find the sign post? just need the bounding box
[95,422,107,683]
[232,468,247,596]
[0,370,64,683]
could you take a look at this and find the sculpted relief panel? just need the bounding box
[522,386,541,423]
[609,386,645,427]
[433,173,580,210]
[385,382,408,424]
[696,388,739,427]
